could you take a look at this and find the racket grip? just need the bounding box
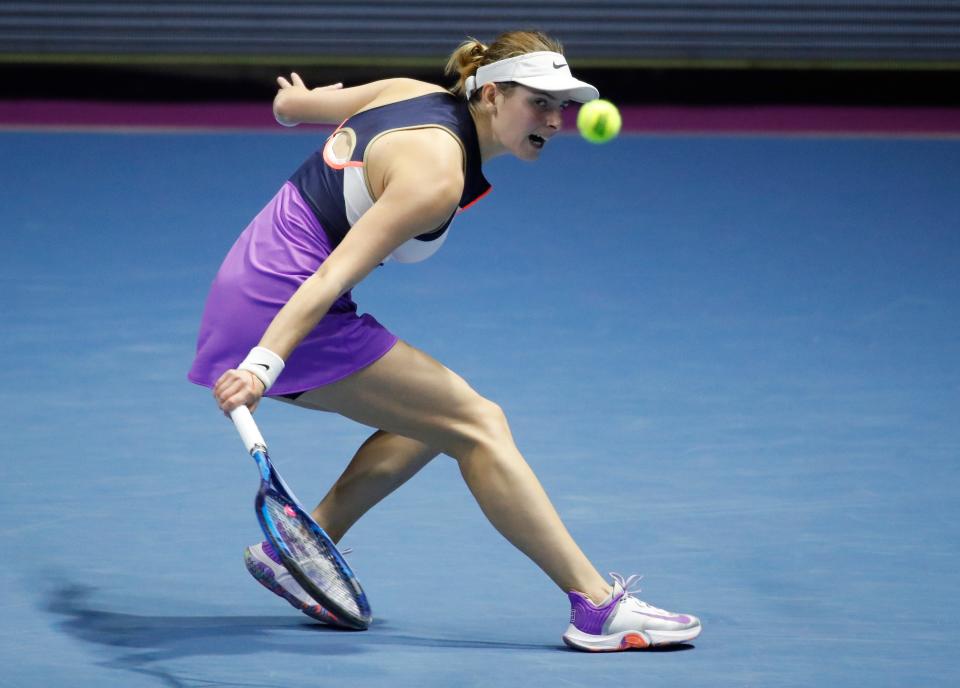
[230,405,267,453]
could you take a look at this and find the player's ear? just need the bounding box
[479,82,500,113]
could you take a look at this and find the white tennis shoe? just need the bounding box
[562,573,702,651]
[243,541,338,623]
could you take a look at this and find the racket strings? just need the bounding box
[264,495,361,616]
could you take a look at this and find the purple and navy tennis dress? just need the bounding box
[187,92,491,396]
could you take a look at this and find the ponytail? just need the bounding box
[444,37,488,97]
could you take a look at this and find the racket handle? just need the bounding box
[230,405,267,454]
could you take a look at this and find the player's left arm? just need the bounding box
[273,74,411,126]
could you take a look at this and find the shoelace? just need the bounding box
[610,572,670,613]
[611,572,644,596]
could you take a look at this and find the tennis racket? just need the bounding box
[230,405,372,630]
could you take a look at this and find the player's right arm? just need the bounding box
[214,127,465,413]
[273,74,413,126]
[258,127,464,358]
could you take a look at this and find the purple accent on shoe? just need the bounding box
[248,559,276,585]
[261,540,283,565]
[567,590,623,635]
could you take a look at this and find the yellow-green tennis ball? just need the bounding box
[577,99,622,144]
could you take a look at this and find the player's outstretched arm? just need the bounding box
[273,74,411,126]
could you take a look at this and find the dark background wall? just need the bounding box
[2,1,959,105]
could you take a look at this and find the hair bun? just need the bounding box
[445,31,563,98]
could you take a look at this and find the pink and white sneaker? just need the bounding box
[243,541,341,625]
[562,573,702,651]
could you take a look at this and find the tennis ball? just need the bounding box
[577,99,622,144]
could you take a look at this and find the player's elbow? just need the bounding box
[318,262,352,295]
[273,93,298,126]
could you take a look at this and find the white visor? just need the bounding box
[464,51,599,103]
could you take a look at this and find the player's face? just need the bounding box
[493,86,569,161]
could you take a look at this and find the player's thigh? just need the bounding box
[290,340,504,456]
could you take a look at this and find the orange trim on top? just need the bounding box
[457,185,493,213]
[322,121,363,170]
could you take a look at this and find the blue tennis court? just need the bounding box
[2,124,958,686]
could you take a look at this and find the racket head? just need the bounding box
[252,450,372,630]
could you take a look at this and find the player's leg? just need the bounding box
[272,340,701,648]
[244,427,436,622]
[291,340,612,603]
[272,386,441,543]
[308,430,438,543]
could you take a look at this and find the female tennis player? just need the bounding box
[189,30,701,651]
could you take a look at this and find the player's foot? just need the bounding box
[243,541,340,624]
[562,573,702,651]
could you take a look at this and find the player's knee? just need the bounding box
[456,396,513,455]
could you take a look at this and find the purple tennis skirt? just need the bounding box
[187,182,398,396]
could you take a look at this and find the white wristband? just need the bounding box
[238,346,285,393]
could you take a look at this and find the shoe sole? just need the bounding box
[562,623,701,652]
[243,548,340,625]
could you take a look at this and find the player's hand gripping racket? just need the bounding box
[230,405,372,630]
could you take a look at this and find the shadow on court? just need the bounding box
[44,581,696,684]
[46,581,676,686]
[44,582,364,686]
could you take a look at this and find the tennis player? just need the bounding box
[188,30,701,651]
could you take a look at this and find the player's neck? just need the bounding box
[470,109,507,162]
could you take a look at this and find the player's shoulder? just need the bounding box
[361,80,465,198]
[371,126,464,185]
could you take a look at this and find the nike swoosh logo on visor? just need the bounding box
[552,61,567,69]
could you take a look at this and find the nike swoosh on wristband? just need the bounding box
[253,363,270,370]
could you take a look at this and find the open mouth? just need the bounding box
[528,134,545,149]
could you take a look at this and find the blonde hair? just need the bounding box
[445,30,564,99]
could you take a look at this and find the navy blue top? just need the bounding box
[289,92,491,248]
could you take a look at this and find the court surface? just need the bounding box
[2,121,958,687]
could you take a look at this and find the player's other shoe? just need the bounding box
[243,541,339,624]
[562,573,702,651]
